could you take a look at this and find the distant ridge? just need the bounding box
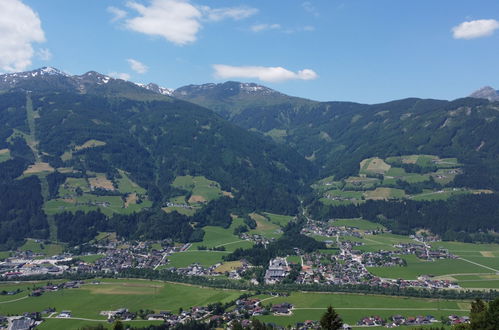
[470,86,499,102]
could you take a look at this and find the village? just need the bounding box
[1,218,458,292]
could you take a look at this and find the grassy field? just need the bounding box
[367,255,492,280]
[116,170,146,194]
[263,212,294,227]
[214,261,243,273]
[332,218,386,231]
[248,213,282,239]
[343,176,380,190]
[190,217,252,252]
[364,187,406,200]
[411,188,492,201]
[164,251,230,268]
[172,175,225,204]
[0,251,11,261]
[18,239,65,256]
[38,319,163,330]
[256,292,468,326]
[44,174,152,216]
[0,279,243,320]
[359,157,391,175]
[0,148,11,163]
[0,280,470,328]
[287,255,302,264]
[78,254,105,263]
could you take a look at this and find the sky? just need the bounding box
[1,0,499,104]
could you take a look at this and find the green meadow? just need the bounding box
[0,279,242,319]
[256,292,468,326]
[172,175,226,204]
[18,239,65,257]
[165,250,230,268]
[332,218,386,231]
[367,255,491,280]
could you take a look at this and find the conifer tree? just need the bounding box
[320,305,343,330]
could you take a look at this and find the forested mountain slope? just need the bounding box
[0,68,314,248]
[175,83,499,190]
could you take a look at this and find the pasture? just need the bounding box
[0,279,243,320]
[364,187,405,200]
[44,174,152,216]
[367,255,492,280]
[0,148,10,163]
[18,239,65,257]
[172,175,225,204]
[256,292,468,326]
[359,157,391,175]
[164,250,230,268]
[248,213,282,239]
[332,218,386,231]
[0,279,470,328]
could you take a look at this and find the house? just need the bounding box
[58,310,72,318]
[11,317,35,330]
[147,313,165,320]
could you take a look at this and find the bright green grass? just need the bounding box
[116,170,146,194]
[332,218,386,231]
[44,194,124,217]
[37,319,164,330]
[343,176,380,190]
[430,241,499,254]
[368,255,491,280]
[190,217,251,251]
[162,206,197,216]
[263,212,294,227]
[352,233,422,253]
[287,255,302,264]
[248,213,282,239]
[19,239,65,256]
[172,175,224,203]
[411,188,489,201]
[320,198,363,206]
[385,167,407,177]
[0,279,243,319]
[456,256,499,271]
[78,254,105,263]
[364,187,406,200]
[0,251,11,261]
[166,251,229,268]
[458,280,499,289]
[255,292,467,326]
[0,149,11,163]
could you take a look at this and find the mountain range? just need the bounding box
[1,67,499,248]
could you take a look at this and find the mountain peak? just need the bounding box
[470,86,499,101]
[142,82,173,96]
[78,71,112,85]
[173,81,280,99]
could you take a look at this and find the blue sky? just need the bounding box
[2,0,499,103]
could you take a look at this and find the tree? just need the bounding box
[112,320,124,330]
[320,305,343,330]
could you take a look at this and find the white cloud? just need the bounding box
[202,6,258,22]
[452,19,499,39]
[213,64,318,83]
[108,6,127,22]
[251,23,281,32]
[37,48,52,61]
[122,0,257,45]
[302,1,319,17]
[127,58,148,74]
[125,0,202,45]
[108,72,131,80]
[0,0,45,72]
